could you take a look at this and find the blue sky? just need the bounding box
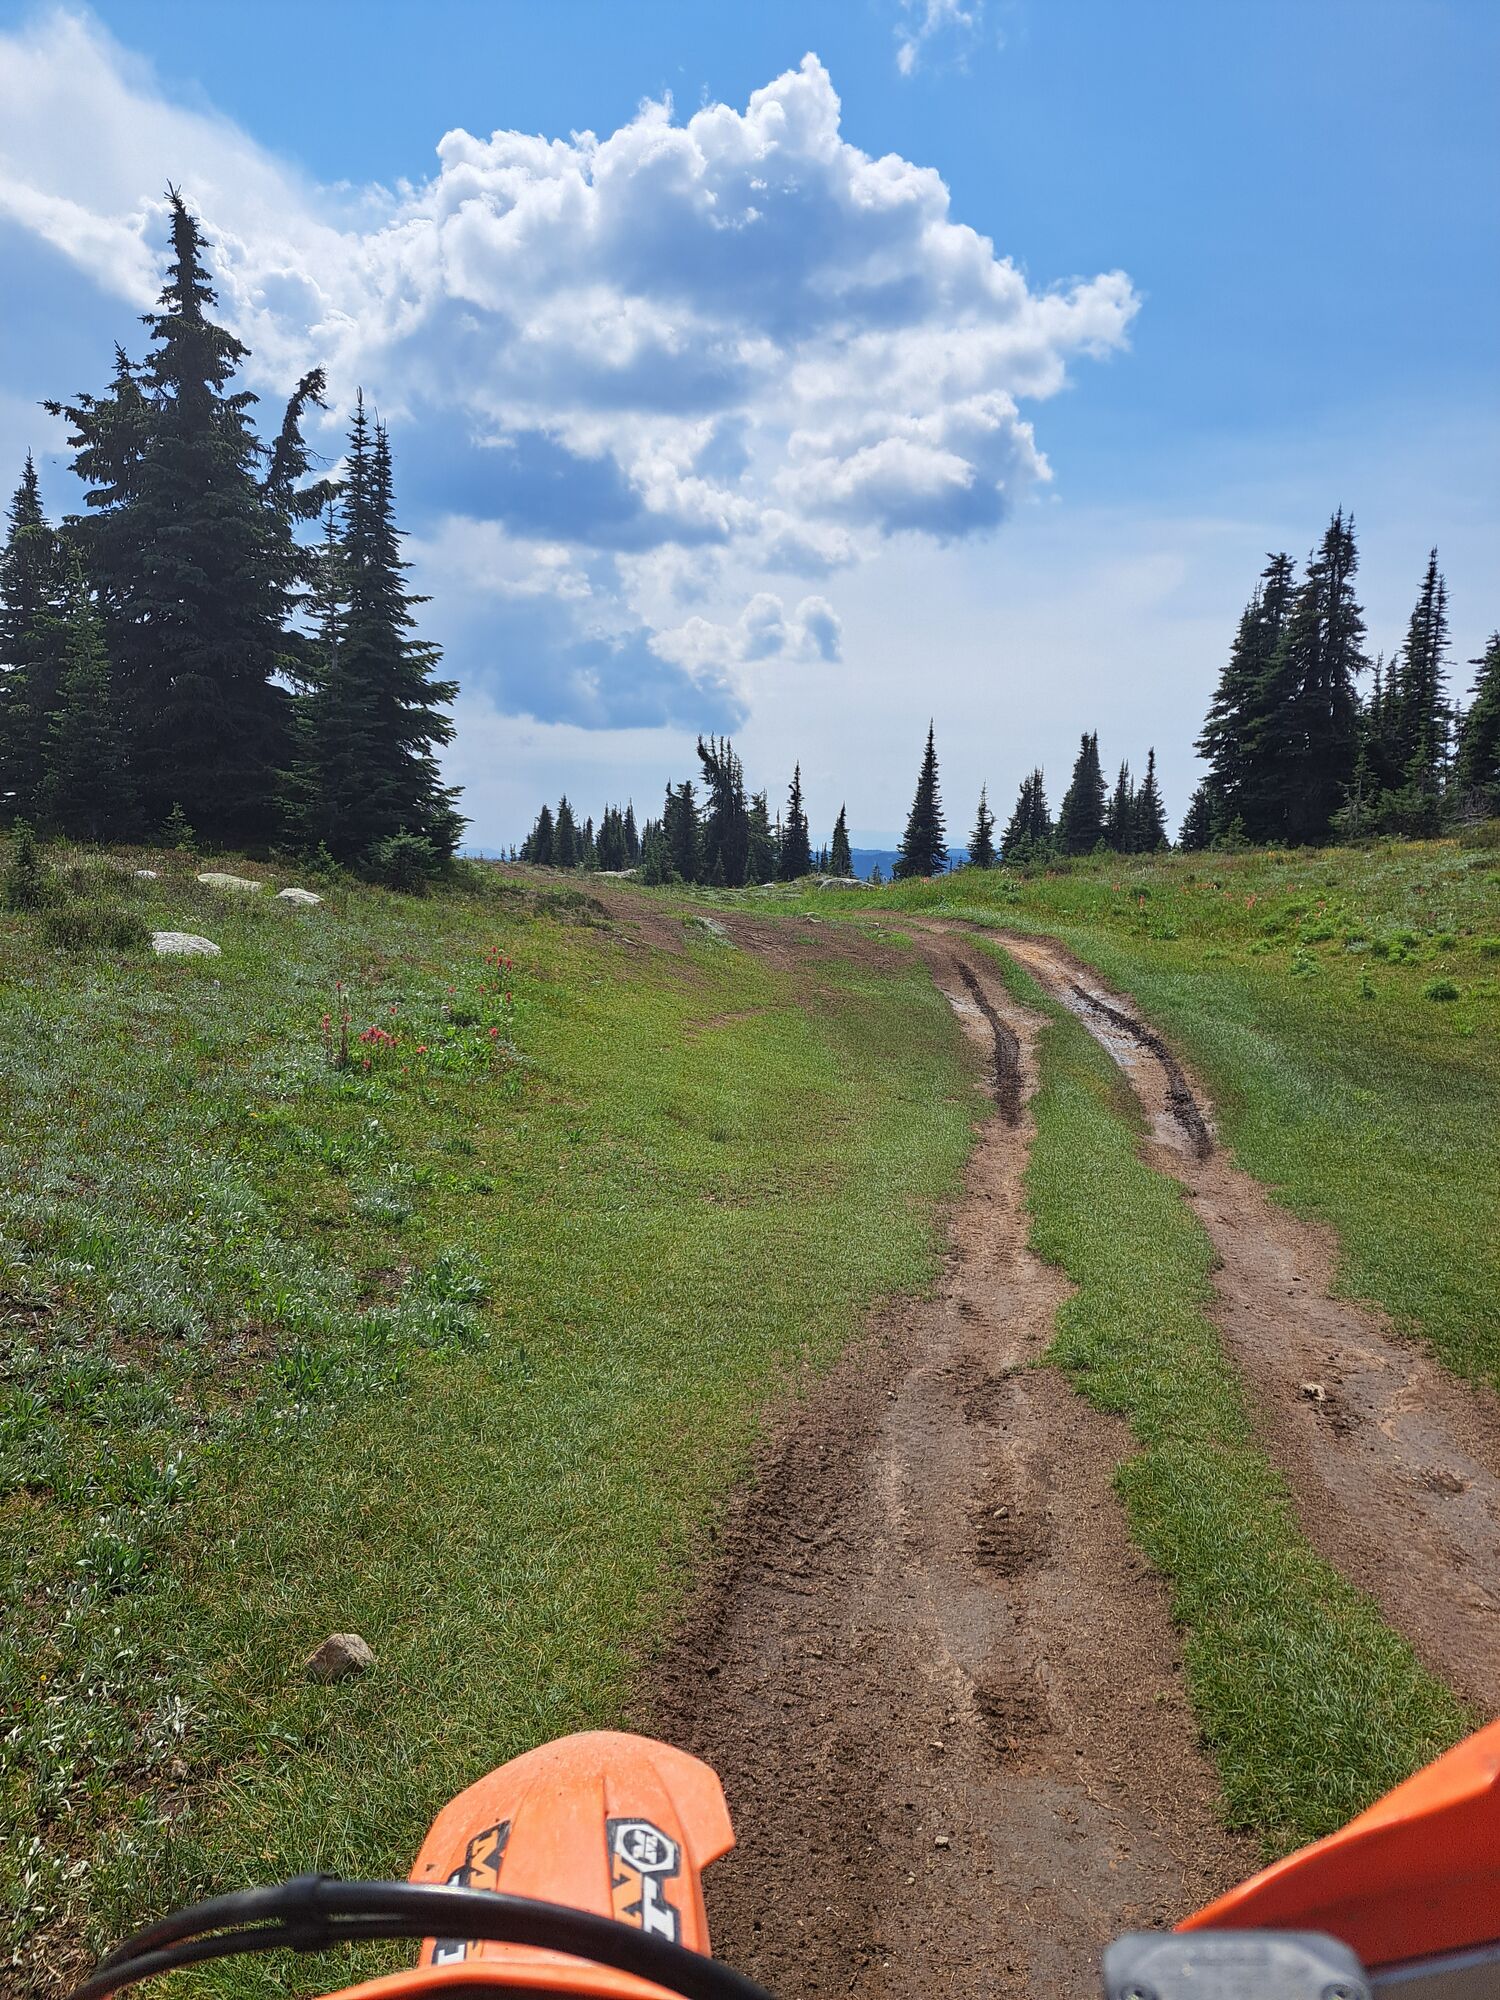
[1,0,1495,846]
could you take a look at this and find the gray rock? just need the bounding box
[134,868,159,880]
[196,871,264,892]
[816,875,866,889]
[305,1632,375,1683]
[152,931,221,957]
[276,887,323,906]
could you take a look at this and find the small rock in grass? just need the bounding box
[152,931,221,957]
[196,871,265,892]
[1300,1380,1327,1402]
[134,868,159,880]
[305,1632,375,1683]
[275,886,323,906]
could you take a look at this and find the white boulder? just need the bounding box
[275,887,322,907]
[134,868,159,880]
[152,931,221,957]
[196,871,264,892]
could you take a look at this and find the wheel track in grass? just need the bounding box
[647,928,1253,2000]
[994,927,1500,1719]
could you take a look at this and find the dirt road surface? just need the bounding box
[998,930,1500,1719]
[648,931,1254,2000]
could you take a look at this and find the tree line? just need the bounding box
[518,510,1496,879]
[0,189,461,873]
[1185,513,1499,848]
[517,719,1171,886]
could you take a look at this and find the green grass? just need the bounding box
[993,943,1471,1850]
[0,850,977,1993]
[822,835,1500,1390]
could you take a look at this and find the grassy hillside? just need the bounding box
[0,851,977,1990]
[829,835,1500,1391]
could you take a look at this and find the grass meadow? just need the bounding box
[0,851,976,1992]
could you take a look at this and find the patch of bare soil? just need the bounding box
[998,930,1500,1719]
[645,945,1251,2000]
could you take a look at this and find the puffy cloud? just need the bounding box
[0,13,1136,732]
[654,593,844,673]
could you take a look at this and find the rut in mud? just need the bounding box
[999,930,1500,1719]
[646,941,1252,2000]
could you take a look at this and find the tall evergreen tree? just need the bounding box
[778,763,812,879]
[48,191,300,843]
[1454,632,1500,814]
[829,802,853,877]
[1056,732,1106,854]
[696,736,750,886]
[43,556,136,841]
[553,796,578,868]
[1372,550,1450,831]
[1178,782,1215,852]
[623,801,640,864]
[1196,552,1296,832]
[525,801,555,865]
[894,723,947,878]
[967,784,996,868]
[664,780,703,883]
[746,789,777,883]
[0,454,66,819]
[1133,747,1168,850]
[1244,512,1367,844]
[1104,761,1135,852]
[1000,768,1053,862]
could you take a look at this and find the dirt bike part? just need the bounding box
[1180,1717,1500,1970]
[1103,1930,1370,2000]
[68,1879,776,2000]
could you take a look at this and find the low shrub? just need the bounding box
[40,900,152,953]
[363,829,444,893]
[1423,978,1460,1002]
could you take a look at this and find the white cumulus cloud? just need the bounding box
[0,12,1136,732]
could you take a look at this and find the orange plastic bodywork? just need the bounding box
[1180,1715,1500,1967]
[329,1731,734,2000]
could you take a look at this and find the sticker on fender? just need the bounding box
[430,1820,511,1966]
[607,1818,682,1942]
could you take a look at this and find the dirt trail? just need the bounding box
[648,936,1252,2000]
[997,929,1500,1719]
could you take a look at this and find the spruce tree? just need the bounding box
[1455,632,1500,814]
[303,401,463,862]
[527,802,555,865]
[1245,512,1367,844]
[1178,782,1215,852]
[43,556,136,841]
[665,780,703,882]
[746,790,777,883]
[778,764,812,879]
[1196,553,1295,832]
[1104,761,1135,852]
[0,454,66,819]
[697,736,749,885]
[894,724,947,878]
[1374,550,1450,832]
[553,796,578,868]
[624,801,640,864]
[829,803,853,877]
[49,191,297,844]
[1001,768,1054,862]
[1056,733,1106,854]
[1133,747,1168,850]
[967,785,996,868]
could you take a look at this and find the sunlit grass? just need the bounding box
[0,851,976,1992]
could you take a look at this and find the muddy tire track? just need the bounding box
[645,942,1251,2000]
[997,929,1500,1718]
